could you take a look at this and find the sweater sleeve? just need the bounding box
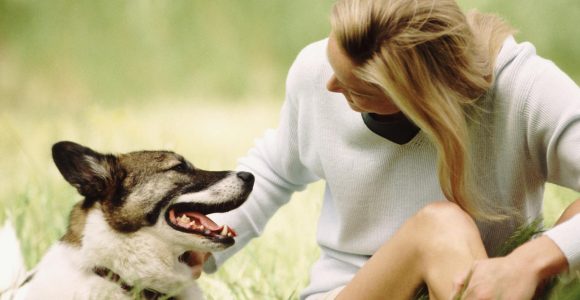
[203,44,322,272]
[523,56,580,271]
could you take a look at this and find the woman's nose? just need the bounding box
[326,75,343,93]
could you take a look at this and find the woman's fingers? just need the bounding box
[180,251,211,279]
[450,268,472,300]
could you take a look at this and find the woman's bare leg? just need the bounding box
[555,198,580,225]
[336,201,488,300]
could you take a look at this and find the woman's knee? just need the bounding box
[410,202,488,296]
[415,201,474,224]
[411,201,480,238]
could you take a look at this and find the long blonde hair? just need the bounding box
[331,0,516,220]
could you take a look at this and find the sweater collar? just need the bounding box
[361,112,420,145]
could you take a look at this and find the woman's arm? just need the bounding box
[201,41,326,273]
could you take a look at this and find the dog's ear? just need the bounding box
[52,141,119,201]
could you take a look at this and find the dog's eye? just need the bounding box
[170,162,189,173]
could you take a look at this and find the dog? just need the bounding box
[0,141,254,299]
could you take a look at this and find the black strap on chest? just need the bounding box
[361,112,420,145]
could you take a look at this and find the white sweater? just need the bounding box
[208,37,580,298]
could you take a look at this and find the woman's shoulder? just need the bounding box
[286,38,332,93]
[491,36,580,132]
[293,38,329,68]
[493,36,578,106]
[494,36,541,86]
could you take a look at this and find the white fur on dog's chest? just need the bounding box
[82,209,199,293]
[19,211,203,299]
[19,243,125,299]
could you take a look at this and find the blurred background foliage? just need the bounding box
[0,0,579,108]
[0,0,336,107]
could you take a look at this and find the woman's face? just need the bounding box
[326,33,400,115]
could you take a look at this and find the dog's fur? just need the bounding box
[1,141,254,299]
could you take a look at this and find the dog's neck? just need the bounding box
[77,209,195,295]
[92,266,177,300]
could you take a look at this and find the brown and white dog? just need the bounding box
[0,141,253,299]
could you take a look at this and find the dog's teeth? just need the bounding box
[220,225,228,236]
[200,225,205,231]
[227,232,233,237]
[177,215,191,227]
[178,215,190,222]
[204,229,211,235]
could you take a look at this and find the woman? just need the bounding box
[200,0,580,298]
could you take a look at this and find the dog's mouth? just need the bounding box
[165,203,237,245]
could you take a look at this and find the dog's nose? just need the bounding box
[237,172,254,184]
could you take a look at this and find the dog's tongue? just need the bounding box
[183,211,221,231]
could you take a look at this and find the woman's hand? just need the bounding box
[450,236,568,300]
[180,251,211,279]
[450,256,539,300]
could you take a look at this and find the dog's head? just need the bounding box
[52,141,253,252]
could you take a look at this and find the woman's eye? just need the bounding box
[351,91,369,98]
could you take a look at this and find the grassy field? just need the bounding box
[1,0,580,299]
